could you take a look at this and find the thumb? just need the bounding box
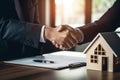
[52,40,59,48]
[57,26,65,32]
[52,40,56,45]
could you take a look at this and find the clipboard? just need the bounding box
[4,51,86,69]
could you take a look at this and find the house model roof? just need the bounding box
[84,32,120,57]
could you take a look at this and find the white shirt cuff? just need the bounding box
[75,28,84,43]
[40,25,46,43]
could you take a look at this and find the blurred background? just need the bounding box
[55,0,115,27]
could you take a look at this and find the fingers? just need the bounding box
[52,41,59,48]
[59,30,76,49]
[57,25,73,32]
[64,39,75,49]
[57,26,65,32]
[65,33,77,48]
[56,26,62,32]
[52,25,81,50]
[52,41,65,50]
[61,25,79,43]
[52,34,77,50]
[70,30,80,43]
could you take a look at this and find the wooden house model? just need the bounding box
[84,32,120,72]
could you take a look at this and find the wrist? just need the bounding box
[45,26,54,41]
[75,28,84,43]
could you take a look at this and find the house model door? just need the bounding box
[102,57,108,71]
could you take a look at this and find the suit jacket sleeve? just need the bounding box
[0,19,42,49]
[79,0,120,44]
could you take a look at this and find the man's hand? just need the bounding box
[53,25,82,50]
[44,25,82,50]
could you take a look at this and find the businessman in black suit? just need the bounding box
[0,0,46,60]
[53,0,120,50]
[79,0,120,43]
[0,0,81,60]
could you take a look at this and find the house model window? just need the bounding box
[90,44,106,63]
[94,44,106,55]
[91,55,98,63]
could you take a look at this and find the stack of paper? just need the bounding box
[4,51,86,69]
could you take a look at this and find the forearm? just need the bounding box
[78,0,120,44]
[0,19,42,48]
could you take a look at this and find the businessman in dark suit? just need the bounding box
[0,0,45,60]
[79,0,120,43]
[53,0,120,49]
[0,0,81,60]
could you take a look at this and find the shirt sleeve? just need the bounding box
[40,25,46,43]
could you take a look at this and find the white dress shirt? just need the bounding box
[40,25,46,43]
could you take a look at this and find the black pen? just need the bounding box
[33,59,54,64]
[69,62,86,68]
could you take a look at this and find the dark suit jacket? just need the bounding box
[0,0,43,60]
[79,0,120,44]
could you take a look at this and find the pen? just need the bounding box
[69,62,86,68]
[33,59,54,64]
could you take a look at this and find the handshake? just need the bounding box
[45,25,82,50]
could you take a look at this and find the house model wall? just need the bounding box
[84,32,120,72]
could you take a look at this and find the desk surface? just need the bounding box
[0,62,120,80]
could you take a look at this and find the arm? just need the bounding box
[79,0,120,43]
[0,19,77,51]
[0,19,42,48]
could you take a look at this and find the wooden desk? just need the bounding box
[0,62,54,80]
[0,62,120,80]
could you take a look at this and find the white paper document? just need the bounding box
[4,51,86,69]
